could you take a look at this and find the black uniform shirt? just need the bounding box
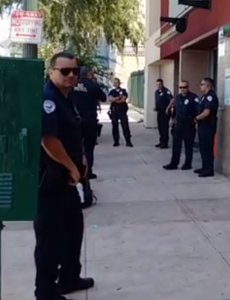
[174,91,199,121]
[41,80,83,170]
[72,77,106,123]
[108,87,128,110]
[198,90,219,125]
[155,87,173,112]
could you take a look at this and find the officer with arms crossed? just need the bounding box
[194,77,219,177]
[108,77,133,147]
[155,79,174,149]
[163,80,199,170]
[36,52,94,300]
[73,66,106,179]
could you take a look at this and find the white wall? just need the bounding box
[169,0,187,17]
[146,0,160,38]
[160,60,175,93]
[144,0,161,127]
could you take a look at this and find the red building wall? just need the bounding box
[160,0,230,58]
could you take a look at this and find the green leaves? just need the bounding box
[0,0,144,61]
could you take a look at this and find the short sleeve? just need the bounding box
[41,99,58,137]
[166,89,173,100]
[193,96,200,104]
[108,89,115,97]
[122,89,128,98]
[203,95,215,110]
[95,83,107,102]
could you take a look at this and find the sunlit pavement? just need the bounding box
[3,104,230,300]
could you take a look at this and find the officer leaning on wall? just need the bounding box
[163,80,199,170]
[154,78,174,149]
[194,77,219,178]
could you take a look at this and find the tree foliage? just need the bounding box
[0,0,144,58]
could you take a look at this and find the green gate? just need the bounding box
[127,70,144,109]
[0,57,44,221]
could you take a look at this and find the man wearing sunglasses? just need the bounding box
[154,79,174,149]
[163,80,199,170]
[73,66,107,179]
[194,77,219,177]
[37,52,94,300]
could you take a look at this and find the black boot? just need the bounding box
[58,277,95,295]
[181,164,192,170]
[126,140,133,147]
[198,170,214,177]
[163,163,177,170]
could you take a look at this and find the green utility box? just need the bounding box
[0,57,44,221]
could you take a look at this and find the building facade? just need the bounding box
[145,0,230,176]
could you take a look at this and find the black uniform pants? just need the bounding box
[81,121,97,174]
[34,177,83,300]
[171,123,196,167]
[111,108,131,143]
[198,123,216,173]
[157,112,170,146]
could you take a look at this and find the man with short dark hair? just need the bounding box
[154,79,174,148]
[73,66,107,179]
[108,77,133,147]
[36,52,94,300]
[163,80,199,170]
[194,77,219,177]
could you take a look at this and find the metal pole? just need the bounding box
[22,0,38,58]
[0,222,4,300]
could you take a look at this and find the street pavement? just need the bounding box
[3,104,230,300]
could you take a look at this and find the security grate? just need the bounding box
[0,173,13,208]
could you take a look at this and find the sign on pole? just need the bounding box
[10,10,43,45]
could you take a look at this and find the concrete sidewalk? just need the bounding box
[3,106,230,300]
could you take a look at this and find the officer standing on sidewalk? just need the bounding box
[155,79,174,148]
[73,66,106,179]
[36,52,94,300]
[194,77,219,177]
[108,77,133,147]
[163,80,199,170]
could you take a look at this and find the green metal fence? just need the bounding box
[127,70,144,109]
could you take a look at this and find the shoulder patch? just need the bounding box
[167,90,171,95]
[184,99,189,105]
[74,83,87,92]
[207,96,213,102]
[194,97,199,103]
[43,100,56,114]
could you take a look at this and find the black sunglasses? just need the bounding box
[179,86,188,89]
[53,67,78,77]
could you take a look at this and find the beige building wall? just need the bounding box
[160,60,175,94]
[144,64,160,128]
[114,55,145,88]
[215,33,230,176]
[179,49,210,95]
[144,0,161,127]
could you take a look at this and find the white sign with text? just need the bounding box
[10,10,43,44]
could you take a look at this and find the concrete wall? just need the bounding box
[144,64,160,128]
[179,50,210,95]
[160,60,175,94]
[146,0,160,38]
[144,0,161,127]
[216,30,230,176]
